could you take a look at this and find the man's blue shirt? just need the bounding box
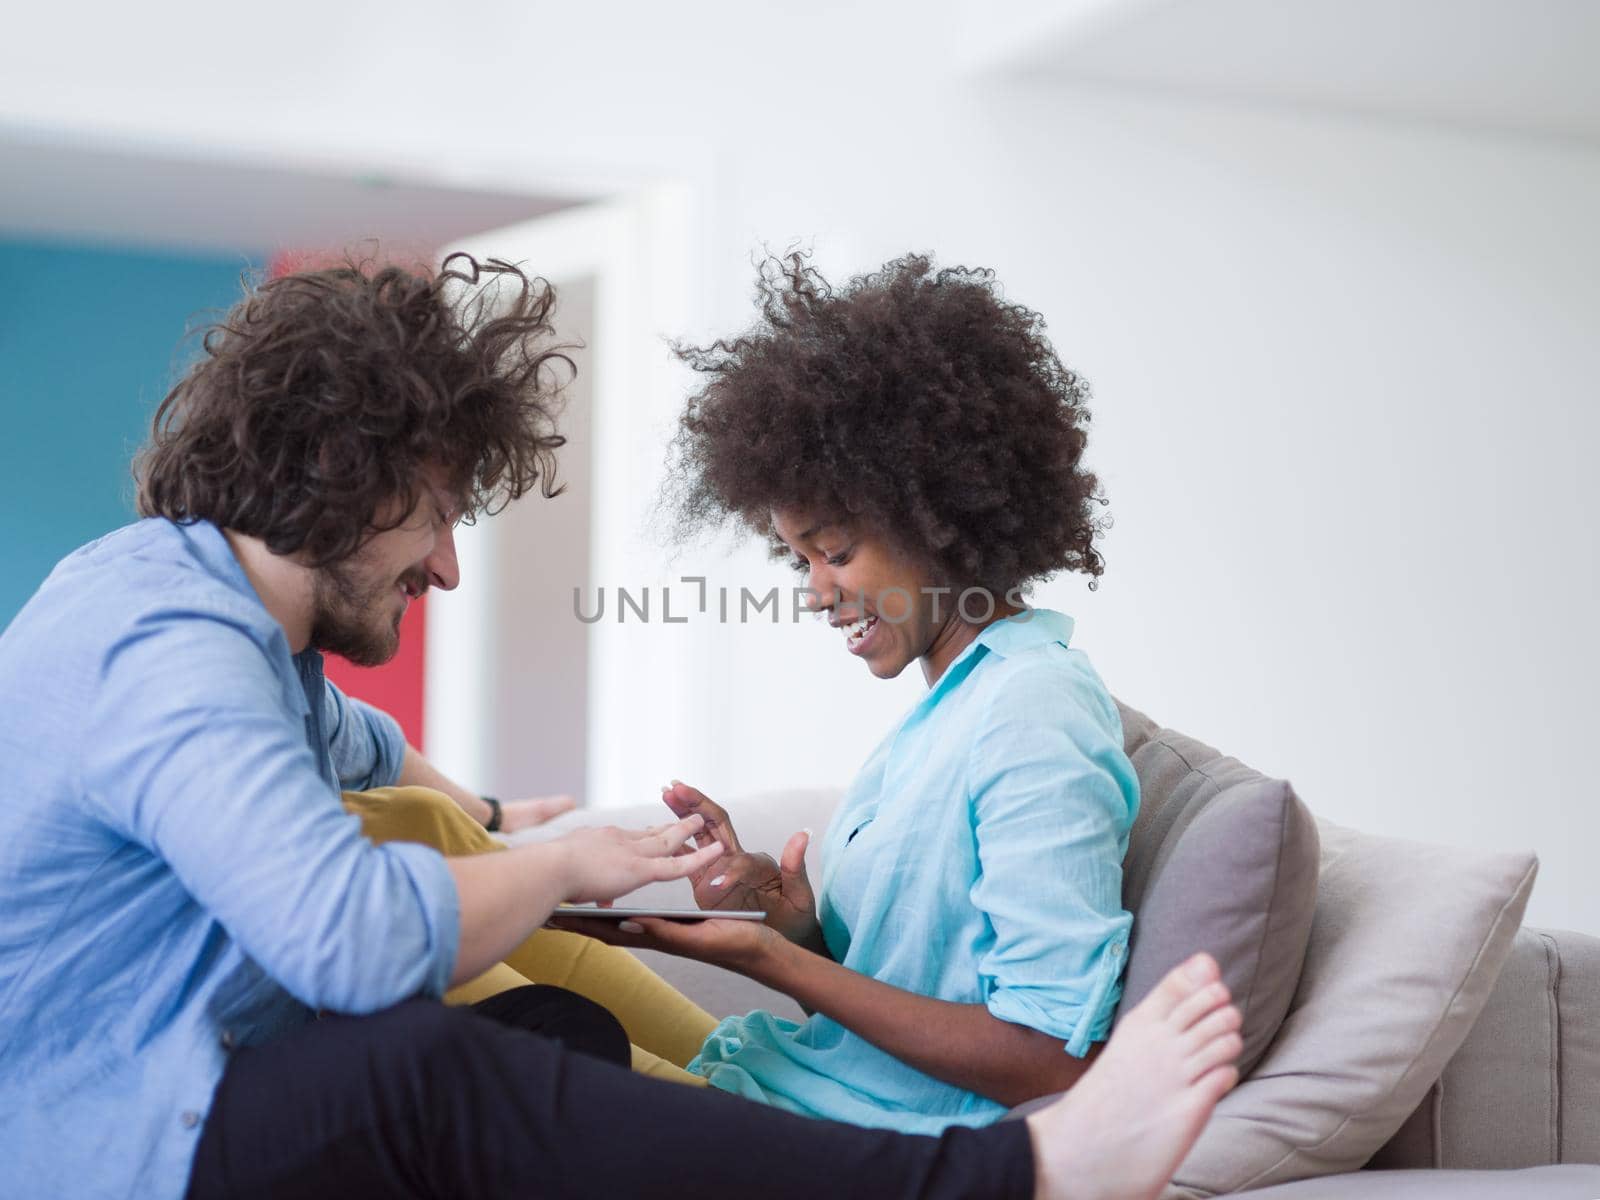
[0,519,460,1200]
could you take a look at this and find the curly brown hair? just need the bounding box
[135,252,571,567]
[668,252,1109,594]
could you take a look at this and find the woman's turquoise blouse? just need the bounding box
[687,608,1139,1132]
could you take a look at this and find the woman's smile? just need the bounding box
[840,612,881,656]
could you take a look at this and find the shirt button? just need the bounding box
[220,1030,235,1051]
[1110,942,1124,958]
[180,1111,201,1130]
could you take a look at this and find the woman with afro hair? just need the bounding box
[557,253,1158,1135]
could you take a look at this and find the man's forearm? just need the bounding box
[399,744,494,827]
[445,842,569,986]
[750,938,1095,1107]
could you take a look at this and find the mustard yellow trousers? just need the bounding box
[343,786,716,1085]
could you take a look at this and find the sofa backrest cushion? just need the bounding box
[1161,818,1537,1197]
[1371,923,1600,1171]
[1114,699,1320,1078]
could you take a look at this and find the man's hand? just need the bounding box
[496,793,577,833]
[445,814,722,987]
[547,815,724,904]
[661,781,821,949]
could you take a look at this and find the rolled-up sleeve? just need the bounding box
[966,663,1138,1057]
[82,603,458,1011]
[323,679,407,790]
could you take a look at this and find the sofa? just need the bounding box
[521,700,1600,1197]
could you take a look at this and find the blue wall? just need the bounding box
[0,238,259,628]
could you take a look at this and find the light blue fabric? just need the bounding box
[0,518,459,1200]
[688,608,1139,1132]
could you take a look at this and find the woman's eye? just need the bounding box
[790,557,810,574]
[825,549,852,567]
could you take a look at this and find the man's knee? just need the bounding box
[472,985,631,1069]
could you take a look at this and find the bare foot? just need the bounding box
[1027,952,1243,1200]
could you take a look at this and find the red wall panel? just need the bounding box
[323,592,427,750]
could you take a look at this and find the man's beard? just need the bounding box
[309,557,422,667]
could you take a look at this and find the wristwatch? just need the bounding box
[482,795,503,833]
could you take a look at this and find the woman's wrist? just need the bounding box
[465,793,496,828]
[795,921,830,958]
[478,794,503,832]
[744,928,817,990]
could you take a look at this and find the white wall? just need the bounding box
[4,4,1594,931]
[427,193,714,810]
[671,85,1600,934]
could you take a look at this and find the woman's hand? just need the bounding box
[661,782,821,949]
[496,793,578,833]
[547,911,790,978]
[548,815,724,905]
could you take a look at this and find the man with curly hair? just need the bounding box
[0,252,1242,1200]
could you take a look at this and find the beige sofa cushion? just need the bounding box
[1162,820,1538,1198]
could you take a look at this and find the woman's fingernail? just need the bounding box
[802,827,813,838]
[708,875,726,887]
[618,921,644,934]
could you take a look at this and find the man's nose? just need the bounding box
[426,523,461,591]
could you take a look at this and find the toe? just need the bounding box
[1168,979,1233,1033]
[1143,953,1222,1021]
[1179,1002,1242,1054]
[1187,1031,1243,1084]
[1194,1062,1241,1106]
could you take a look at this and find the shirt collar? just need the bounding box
[172,517,264,608]
[917,607,1075,711]
[974,607,1075,658]
[168,516,302,673]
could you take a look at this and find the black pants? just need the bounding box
[184,985,1034,1199]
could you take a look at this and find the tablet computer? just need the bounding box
[553,906,767,922]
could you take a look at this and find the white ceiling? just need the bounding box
[0,134,581,257]
[0,0,1593,260]
[1004,0,1600,143]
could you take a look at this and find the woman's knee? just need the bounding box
[345,786,499,856]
